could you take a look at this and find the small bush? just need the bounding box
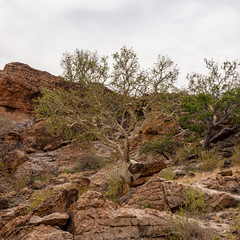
[70,152,108,173]
[140,136,176,155]
[27,189,53,212]
[138,199,152,209]
[232,145,240,165]
[78,152,106,170]
[199,148,220,172]
[14,177,28,192]
[105,174,122,202]
[33,172,51,184]
[230,210,240,238]
[174,144,200,163]
[158,166,175,180]
[182,187,209,216]
[167,211,218,240]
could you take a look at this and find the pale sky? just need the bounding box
[0,0,239,87]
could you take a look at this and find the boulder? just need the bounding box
[141,112,177,137]
[199,170,240,194]
[29,212,69,227]
[21,120,65,152]
[70,191,169,239]
[5,149,29,172]
[129,160,166,177]
[16,225,73,240]
[121,175,240,212]
[0,62,64,122]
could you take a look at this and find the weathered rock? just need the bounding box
[5,149,29,172]
[33,180,44,190]
[32,188,79,217]
[70,191,169,240]
[0,187,78,238]
[29,212,69,227]
[121,175,240,212]
[141,112,177,137]
[129,160,166,177]
[218,170,233,177]
[128,160,166,187]
[0,62,64,122]
[16,225,73,240]
[199,170,240,194]
[13,150,60,182]
[120,175,183,211]
[22,120,65,152]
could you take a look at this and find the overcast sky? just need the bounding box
[0,0,239,87]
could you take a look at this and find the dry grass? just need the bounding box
[167,213,219,240]
[232,145,240,166]
[178,166,240,185]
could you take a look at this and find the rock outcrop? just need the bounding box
[120,175,240,211]
[70,191,169,240]
[0,62,64,122]
[197,170,240,194]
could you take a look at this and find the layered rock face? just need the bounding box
[0,62,64,122]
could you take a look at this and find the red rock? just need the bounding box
[70,191,169,239]
[0,62,64,122]
[18,225,73,240]
[29,212,69,227]
[218,170,233,177]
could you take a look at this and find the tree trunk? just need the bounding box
[202,130,211,150]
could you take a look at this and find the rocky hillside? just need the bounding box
[0,63,240,240]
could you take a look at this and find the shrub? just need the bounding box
[174,144,200,163]
[140,136,176,155]
[33,172,51,184]
[105,174,122,202]
[232,145,240,165]
[158,166,175,180]
[167,211,219,240]
[14,177,28,192]
[199,148,220,172]
[27,189,53,212]
[182,187,209,217]
[138,199,152,209]
[70,152,108,173]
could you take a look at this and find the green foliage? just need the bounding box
[140,136,176,155]
[105,174,122,202]
[182,187,209,216]
[33,172,51,184]
[36,46,179,169]
[180,93,215,135]
[232,213,240,235]
[199,148,220,172]
[138,199,152,209]
[27,189,53,212]
[182,58,240,149]
[61,49,109,84]
[14,177,28,192]
[168,187,217,239]
[167,210,219,240]
[158,166,176,180]
[69,152,109,173]
[174,144,200,163]
[232,145,240,165]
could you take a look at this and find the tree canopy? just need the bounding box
[36,46,179,187]
[181,59,240,149]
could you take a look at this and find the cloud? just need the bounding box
[0,0,239,86]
